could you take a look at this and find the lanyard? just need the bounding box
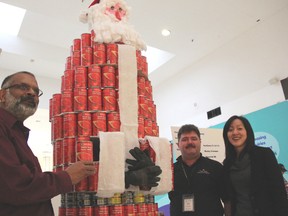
[181,162,192,186]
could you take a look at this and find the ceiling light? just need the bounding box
[161,29,171,37]
[0,2,26,36]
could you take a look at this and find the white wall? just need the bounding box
[153,7,288,140]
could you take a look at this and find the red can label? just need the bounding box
[66,56,72,70]
[138,116,145,138]
[106,43,118,64]
[64,69,74,91]
[107,112,121,132]
[138,95,148,118]
[73,38,81,51]
[76,141,93,161]
[137,76,146,96]
[93,43,106,64]
[54,139,63,166]
[61,90,74,113]
[144,118,153,136]
[88,88,102,111]
[52,115,63,140]
[95,206,109,215]
[74,88,87,111]
[52,93,62,116]
[63,112,77,137]
[63,137,76,164]
[92,112,107,136]
[102,65,115,88]
[81,46,93,67]
[88,65,101,87]
[81,33,91,48]
[77,112,92,137]
[102,88,117,111]
[109,205,124,215]
[145,80,153,100]
[78,206,93,216]
[75,66,87,88]
[71,56,81,68]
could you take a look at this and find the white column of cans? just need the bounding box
[49,32,160,216]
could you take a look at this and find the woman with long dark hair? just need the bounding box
[223,115,288,216]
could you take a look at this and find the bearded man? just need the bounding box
[0,71,97,216]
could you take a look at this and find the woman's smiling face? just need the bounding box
[227,118,248,154]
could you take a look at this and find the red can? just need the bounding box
[78,206,93,216]
[63,137,76,164]
[94,206,109,215]
[81,46,93,67]
[144,118,153,136]
[73,38,81,51]
[152,121,158,137]
[137,76,146,96]
[73,50,81,58]
[52,93,62,116]
[52,115,63,140]
[75,66,87,88]
[61,90,73,113]
[76,141,93,161]
[136,203,148,214]
[138,116,145,138]
[141,56,148,77]
[145,80,153,100]
[102,88,117,111]
[64,69,74,90]
[102,65,116,87]
[77,112,92,137]
[88,162,99,191]
[147,99,153,119]
[74,88,87,111]
[124,204,136,215]
[109,205,124,215]
[71,56,81,68]
[107,112,121,132]
[81,33,91,48]
[66,56,72,70]
[54,139,63,166]
[88,64,101,87]
[93,43,106,64]
[63,112,77,137]
[138,95,148,118]
[106,43,118,64]
[92,112,107,136]
[88,87,102,111]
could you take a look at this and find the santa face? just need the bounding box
[105,2,127,21]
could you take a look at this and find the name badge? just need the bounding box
[182,194,195,212]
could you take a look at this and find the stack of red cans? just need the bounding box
[50,31,160,215]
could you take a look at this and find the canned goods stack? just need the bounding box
[58,191,158,216]
[49,32,161,215]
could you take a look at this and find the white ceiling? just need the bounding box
[1,0,288,88]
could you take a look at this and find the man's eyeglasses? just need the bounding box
[4,83,43,97]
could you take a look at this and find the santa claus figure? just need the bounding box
[80,0,146,50]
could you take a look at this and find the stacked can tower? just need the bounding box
[49,32,160,216]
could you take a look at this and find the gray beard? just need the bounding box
[4,92,37,121]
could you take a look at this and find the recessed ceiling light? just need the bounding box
[161,29,171,37]
[0,2,26,36]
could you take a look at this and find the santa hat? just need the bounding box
[89,0,100,7]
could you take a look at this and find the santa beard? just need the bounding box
[4,91,38,121]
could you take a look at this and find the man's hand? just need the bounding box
[65,161,96,185]
[125,165,162,188]
[126,147,154,171]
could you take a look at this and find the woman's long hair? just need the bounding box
[222,115,255,168]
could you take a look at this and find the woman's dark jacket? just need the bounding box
[224,146,288,216]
